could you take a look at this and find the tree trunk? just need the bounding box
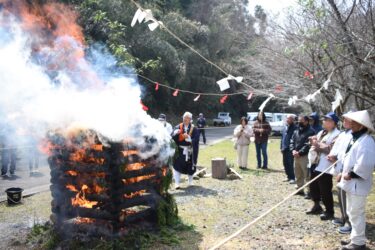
[211,158,227,179]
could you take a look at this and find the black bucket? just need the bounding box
[5,187,24,205]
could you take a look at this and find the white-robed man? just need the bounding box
[172,112,199,189]
[327,112,353,234]
[338,110,375,250]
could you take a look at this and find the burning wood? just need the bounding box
[47,128,176,237]
[71,185,99,209]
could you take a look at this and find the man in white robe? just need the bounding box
[327,114,353,233]
[338,110,375,250]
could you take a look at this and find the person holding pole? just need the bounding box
[327,113,353,234]
[306,112,341,220]
[338,110,375,250]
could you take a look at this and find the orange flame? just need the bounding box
[71,184,98,208]
[119,209,137,222]
[123,190,146,199]
[66,170,78,176]
[0,0,103,88]
[122,150,138,157]
[92,183,106,194]
[75,217,95,224]
[66,184,78,192]
[162,167,168,176]
[69,149,104,164]
[122,174,156,185]
[38,139,59,156]
[125,162,146,171]
[91,144,103,151]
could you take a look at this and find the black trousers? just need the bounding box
[1,148,16,174]
[199,129,206,143]
[310,169,334,215]
[282,150,295,180]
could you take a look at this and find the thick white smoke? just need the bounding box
[0,9,173,160]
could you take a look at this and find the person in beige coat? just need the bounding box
[234,117,253,169]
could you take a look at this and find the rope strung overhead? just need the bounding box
[128,0,341,111]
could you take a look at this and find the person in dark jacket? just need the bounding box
[305,112,323,199]
[306,112,341,220]
[172,112,199,189]
[0,126,17,177]
[309,112,323,134]
[281,114,297,183]
[290,115,316,195]
[253,112,272,169]
[197,113,206,144]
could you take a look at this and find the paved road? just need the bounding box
[0,152,50,202]
[0,126,234,202]
[197,126,234,147]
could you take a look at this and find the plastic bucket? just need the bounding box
[5,187,23,205]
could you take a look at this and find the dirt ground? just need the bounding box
[0,139,374,250]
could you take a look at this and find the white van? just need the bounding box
[247,112,273,126]
[247,112,295,135]
[269,113,295,135]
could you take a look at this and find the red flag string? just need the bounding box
[275,84,283,93]
[220,95,228,104]
[140,100,149,111]
[304,71,314,79]
[172,89,179,96]
[247,92,253,100]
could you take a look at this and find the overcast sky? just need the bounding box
[248,0,298,15]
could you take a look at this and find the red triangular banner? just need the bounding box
[304,71,314,79]
[247,92,253,100]
[173,89,179,96]
[155,82,159,91]
[275,84,283,93]
[140,100,149,111]
[220,95,228,104]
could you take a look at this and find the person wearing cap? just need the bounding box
[234,117,253,170]
[306,112,341,220]
[280,114,297,183]
[158,114,173,135]
[171,112,199,189]
[197,113,207,144]
[304,112,323,200]
[290,115,315,195]
[327,113,353,234]
[309,112,323,134]
[338,110,375,250]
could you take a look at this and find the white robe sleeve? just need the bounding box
[329,132,344,156]
[352,137,375,180]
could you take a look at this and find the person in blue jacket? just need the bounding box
[281,114,297,183]
[309,112,323,134]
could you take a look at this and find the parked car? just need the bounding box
[213,112,232,126]
[247,112,295,135]
[247,112,272,126]
[269,113,293,135]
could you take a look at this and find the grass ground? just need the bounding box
[0,138,374,249]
